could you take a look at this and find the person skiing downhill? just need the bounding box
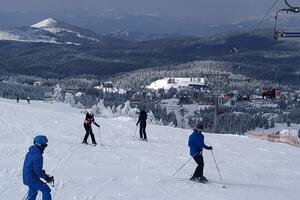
[188,123,213,183]
[23,135,54,200]
[82,111,100,145]
[136,109,147,141]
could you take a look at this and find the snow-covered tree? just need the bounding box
[64,92,76,106]
[75,101,85,109]
[115,105,123,117]
[128,107,139,118]
[91,101,103,117]
[53,84,64,102]
[91,100,114,118]
[121,101,131,116]
[147,111,155,124]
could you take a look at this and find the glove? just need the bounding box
[45,175,54,183]
[96,124,100,127]
[207,146,213,150]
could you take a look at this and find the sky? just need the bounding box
[2,0,299,24]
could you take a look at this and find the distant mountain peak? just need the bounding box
[31,18,58,29]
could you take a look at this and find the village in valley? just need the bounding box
[5,70,298,144]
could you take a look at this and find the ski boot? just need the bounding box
[190,176,208,183]
[92,142,97,146]
[199,176,208,183]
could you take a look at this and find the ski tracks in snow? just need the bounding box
[90,178,119,200]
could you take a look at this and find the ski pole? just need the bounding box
[50,178,55,188]
[51,179,58,200]
[23,179,54,200]
[211,150,222,181]
[98,127,103,146]
[23,191,37,200]
[134,125,138,141]
[22,192,28,200]
[172,154,195,176]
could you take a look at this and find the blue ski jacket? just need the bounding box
[23,145,48,185]
[188,130,209,157]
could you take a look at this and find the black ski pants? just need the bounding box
[139,123,147,139]
[193,154,204,178]
[83,124,96,143]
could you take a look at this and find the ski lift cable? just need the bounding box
[230,0,280,77]
[236,0,280,52]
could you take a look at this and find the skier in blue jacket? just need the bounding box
[188,123,212,183]
[23,135,54,200]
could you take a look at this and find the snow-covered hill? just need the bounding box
[0,98,299,200]
[0,18,102,45]
[0,27,59,44]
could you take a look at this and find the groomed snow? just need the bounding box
[0,98,299,200]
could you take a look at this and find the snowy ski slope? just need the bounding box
[0,98,299,200]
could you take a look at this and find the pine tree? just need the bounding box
[53,84,64,102]
[64,92,76,106]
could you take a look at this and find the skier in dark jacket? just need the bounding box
[136,109,147,141]
[23,135,54,200]
[188,123,212,183]
[82,112,99,145]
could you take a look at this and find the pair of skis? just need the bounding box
[81,127,104,146]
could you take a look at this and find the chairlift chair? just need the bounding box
[274,0,300,40]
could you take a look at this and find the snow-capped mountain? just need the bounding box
[31,18,101,42]
[0,18,102,45]
[31,18,72,33]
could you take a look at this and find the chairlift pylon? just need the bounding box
[274,0,300,40]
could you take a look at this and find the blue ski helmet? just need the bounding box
[34,135,48,149]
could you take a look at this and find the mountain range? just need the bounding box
[2,10,299,37]
[0,18,300,85]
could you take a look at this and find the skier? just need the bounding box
[23,135,54,200]
[188,123,213,183]
[136,109,147,141]
[17,94,19,103]
[27,96,31,104]
[82,111,100,145]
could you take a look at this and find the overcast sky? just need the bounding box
[1,0,300,24]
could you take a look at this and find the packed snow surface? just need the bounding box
[0,98,299,200]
